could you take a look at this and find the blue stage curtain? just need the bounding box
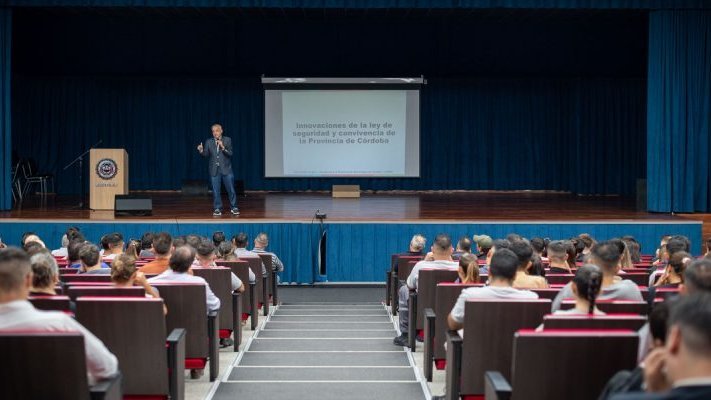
[0,8,11,211]
[647,10,711,212]
[12,77,645,196]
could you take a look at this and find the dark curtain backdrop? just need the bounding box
[12,76,646,195]
[0,8,10,210]
[647,10,711,212]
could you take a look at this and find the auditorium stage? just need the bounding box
[0,192,705,283]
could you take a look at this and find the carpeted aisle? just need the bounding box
[209,299,427,400]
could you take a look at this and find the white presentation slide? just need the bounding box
[264,89,420,177]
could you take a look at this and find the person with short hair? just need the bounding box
[139,232,154,258]
[102,232,124,260]
[232,233,261,283]
[452,236,473,260]
[547,240,573,274]
[139,232,173,275]
[29,252,59,296]
[649,236,692,286]
[252,232,285,275]
[197,123,239,216]
[67,239,86,268]
[481,239,511,275]
[473,234,493,261]
[530,237,547,259]
[79,244,111,274]
[212,231,226,247]
[0,247,118,384]
[51,234,70,258]
[21,232,46,249]
[393,234,458,346]
[511,239,549,289]
[193,239,244,293]
[148,246,221,312]
[447,248,539,332]
[551,240,643,312]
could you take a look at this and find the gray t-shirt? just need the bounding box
[551,279,643,312]
[450,286,539,324]
[406,260,458,290]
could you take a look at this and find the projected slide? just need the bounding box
[264,86,420,178]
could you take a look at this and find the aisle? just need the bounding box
[209,301,428,400]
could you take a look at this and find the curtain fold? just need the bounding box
[647,10,711,212]
[0,8,11,211]
[12,76,646,195]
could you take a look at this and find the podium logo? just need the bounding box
[96,158,118,180]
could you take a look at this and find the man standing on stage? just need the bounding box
[197,123,239,216]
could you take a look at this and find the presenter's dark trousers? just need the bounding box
[210,172,237,210]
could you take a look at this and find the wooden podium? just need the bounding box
[89,149,129,210]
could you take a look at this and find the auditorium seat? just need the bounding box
[150,283,220,381]
[544,274,574,285]
[408,268,459,350]
[59,267,79,275]
[484,330,638,400]
[542,314,647,331]
[390,257,422,316]
[217,260,258,330]
[192,266,242,350]
[559,300,649,315]
[0,331,122,400]
[445,299,551,399]
[529,288,561,300]
[257,253,279,307]
[75,297,185,400]
[28,295,71,312]
[238,256,268,315]
[61,274,113,283]
[619,273,649,286]
[66,286,145,301]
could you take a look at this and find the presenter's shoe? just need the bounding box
[393,334,408,346]
[213,209,222,216]
[231,207,240,215]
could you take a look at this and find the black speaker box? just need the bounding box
[115,195,153,216]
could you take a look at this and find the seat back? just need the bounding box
[75,297,169,395]
[397,256,423,281]
[544,274,574,285]
[28,295,71,311]
[509,330,638,400]
[461,299,551,395]
[217,260,255,314]
[0,332,90,400]
[529,288,561,300]
[151,283,208,358]
[67,286,145,300]
[433,283,483,361]
[543,314,647,331]
[620,273,649,286]
[61,274,113,283]
[416,268,459,330]
[560,300,649,315]
[59,268,79,275]
[193,267,233,333]
[239,256,265,302]
[258,253,273,296]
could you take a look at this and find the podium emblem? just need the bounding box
[96,158,118,180]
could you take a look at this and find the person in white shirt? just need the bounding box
[448,248,539,331]
[0,247,118,384]
[51,234,69,258]
[148,245,221,312]
[193,239,244,293]
[102,232,124,261]
[232,232,262,282]
[553,264,605,316]
[393,233,458,346]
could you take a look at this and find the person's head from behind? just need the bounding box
[474,234,493,256]
[571,237,585,256]
[530,237,546,256]
[79,244,101,270]
[486,239,511,266]
[458,253,479,284]
[0,247,32,302]
[254,232,269,249]
[169,246,196,273]
[649,301,670,349]
[111,254,137,285]
[67,239,86,263]
[409,234,426,253]
[106,232,124,254]
[546,240,569,265]
[233,233,249,249]
[682,259,711,295]
[456,236,472,254]
[529,254,546,277]
[217,241,234,259]
[590,240,624,276]
[140,232,154,251]
[666,235,691,259]
[30,252,59,292]
[23,241,45,256]
[152,232,173,257]
[185,234,202,250]
[623,238,641,264]
[663,293,711,383]
[488,248,519,284]
[508,239,533,271]
[431,234,453,258]
[578,234,596,251]
[212,231,226,247]
[125,239,141,259]
[21,232,44,248]
[666,251,692,283]
[196,239,216,264]
[571,265,603,314]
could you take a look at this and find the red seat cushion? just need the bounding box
[241,313,250,321]
[462,396,484,400]
[435,359,446,370]
[219,329,232,339]
[185,358,207,370]
[124,396,168,400]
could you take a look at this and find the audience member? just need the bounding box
[655,252,691,288]
[79,244,110,274]
[67,239,86,268]
[530,237,547,260]
[51,234,70,258]
[547,240,573,274]
[21,232,46,249]
[139,232,154,258]
[102,232,124,260]
[393,234,458,346]
[29,252,59,296]
[194,239,244,293]
[473,234,493,261]
[452,236,473,260]
[139,232,173,274]
[252,232,285,275]
[232,232,261,282]
[650,235,692,286]
[555,265,604,315]
[111,254,161,299]
[511,239,548,289]
[125,238,141,259]
[447,248,539,331]
[217,241,238,261]
[552,240,643,312]
[457,253,479,284]
[0,247,118,384]
[212,231,226,248]
[148,245,220,312]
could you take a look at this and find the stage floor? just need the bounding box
[0,191,692,222]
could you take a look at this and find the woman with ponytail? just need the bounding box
[554,264,605,315]
[457,253,480,284]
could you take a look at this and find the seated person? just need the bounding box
[473,234,492,261]
[138,232,154,258]
[547,240,573,274]
[649,236,691,286]
[480,238,511,275]
[452,236,472,261]
[654,251,691,288]
[217,241,238,261]
[148,245,221,312]
[0,247,118,384]
[252,232,286,275]
[111,254,161,299]
[552,240,643,312]
[511,239,549,289]
[78,244,111,274]
[193,239,244,293]
[393,233,458,346]
[29,252,59,296]
[457,253,480,284]
[554,264,605,315]
[139,232,173,275]
[101,232,124,261]
[66,239,86,268]
[610,293,711,400]
[448,248,539,332]
[212,231,226,247]
[232,233,259,283]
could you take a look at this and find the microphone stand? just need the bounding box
[63,139,102,209]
